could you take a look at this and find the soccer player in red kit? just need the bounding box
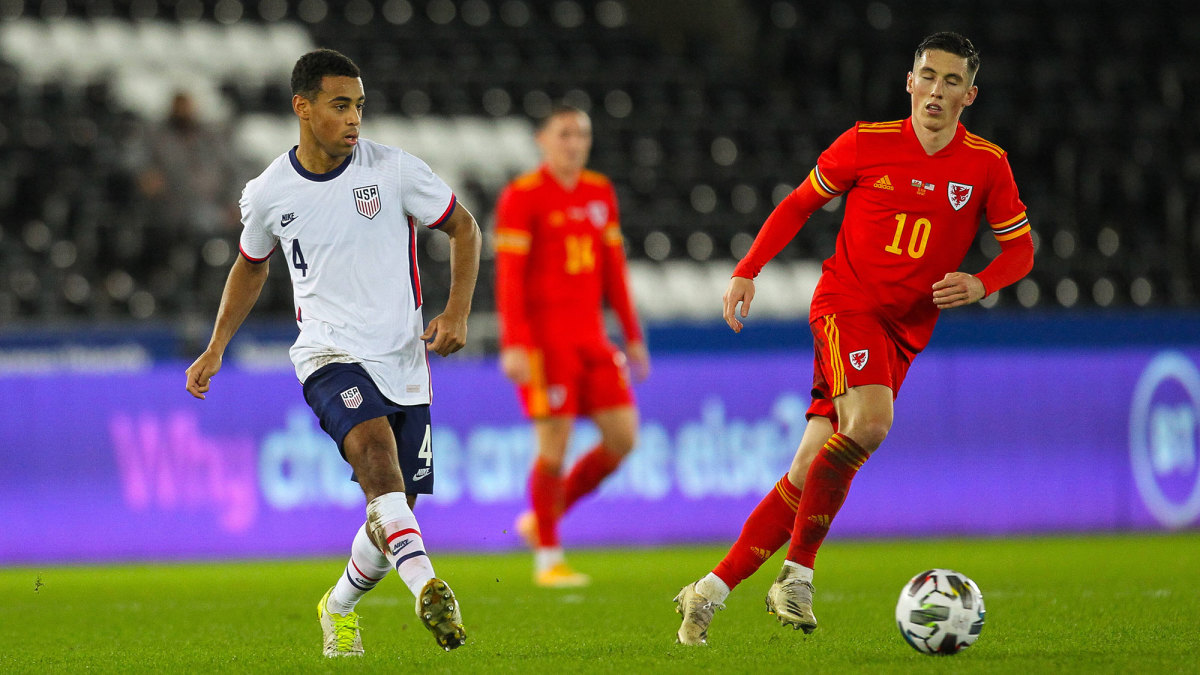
[494,105,649,587]
[675,32,1034,644]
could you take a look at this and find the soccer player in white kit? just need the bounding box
[185,49,481,655]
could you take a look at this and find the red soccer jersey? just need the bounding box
[494,165,642,348]
[784,118,1028,353]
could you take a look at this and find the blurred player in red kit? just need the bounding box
[494,105,648,587]
[674,32,1034,644]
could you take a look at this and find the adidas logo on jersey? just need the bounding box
[873,175,894,190]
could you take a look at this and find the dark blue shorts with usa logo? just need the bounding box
[302,362,434,494]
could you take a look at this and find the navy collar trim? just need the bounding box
[289,146,353,182]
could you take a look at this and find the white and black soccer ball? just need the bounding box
[895,568,986,655]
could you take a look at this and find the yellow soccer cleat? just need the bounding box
[317,587,364,657]
[535,562,591,588]
[417,578,467,651]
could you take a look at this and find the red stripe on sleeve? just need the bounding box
[428,194,457,229]
[239,244,275,263]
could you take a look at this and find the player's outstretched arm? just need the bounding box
[186,256,270,399]
[422,204,481,356]
[722,276,756,333]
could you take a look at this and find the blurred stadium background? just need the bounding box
[1,0,1198,565]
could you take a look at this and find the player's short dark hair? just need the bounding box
[536,104,588,131]
[914,32,980,80]
[291,48,361,100]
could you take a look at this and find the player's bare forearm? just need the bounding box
[206,256,270,353]
[186,256,269,398]
[441,205,481,320]
[423,205,481,356]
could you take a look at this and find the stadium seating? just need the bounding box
[0,0,1193,336]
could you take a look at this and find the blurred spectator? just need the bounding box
[133,91,242,244]
[123,91,246,315]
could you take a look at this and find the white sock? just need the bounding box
[695,573,731,604]
[534,546,564,573]
[327,522,390,614]
[783,560,815,583]
[366,492,436,597]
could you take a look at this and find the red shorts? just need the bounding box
[518,337,633,418]
[807,312,914,422]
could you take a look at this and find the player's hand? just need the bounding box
[422,311,468,356]
[722,276,756,333]
[499,347,531,384]
[932,272,986,309]
[625,340,651,382]
[185,349,223,400]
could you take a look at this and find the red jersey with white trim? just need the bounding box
[804,118,1028,353]
[494,166,642,348]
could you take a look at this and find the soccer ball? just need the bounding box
[895,569,985,655]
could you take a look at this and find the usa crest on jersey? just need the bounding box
[354,185,381,219]
[947,182,973,211]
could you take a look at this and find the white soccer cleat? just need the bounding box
[318,586,364,657]
[765,567,818,634]
[674,582,725,645]
[417,578,467,651]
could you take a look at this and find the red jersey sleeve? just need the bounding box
[975,155,1034,294]
[599,184,643,343]
[494,184,535,347]
[732,127,857,278]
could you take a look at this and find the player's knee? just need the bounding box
[846,420,889,453]
[534,452,565,474]
[603,427,636,455]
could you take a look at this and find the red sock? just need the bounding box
[529,457,562,547]
[562,444,623,512]
[712,475,801,590]
[785,433,870,569]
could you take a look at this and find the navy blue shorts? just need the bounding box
[302,362,435,494]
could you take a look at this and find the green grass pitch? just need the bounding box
[2,532,1197,673]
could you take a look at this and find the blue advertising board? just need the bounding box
[2,347,1198,563]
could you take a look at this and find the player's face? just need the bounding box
[906,49,977,134]
[537,111,592,176]
[297,75,365,160]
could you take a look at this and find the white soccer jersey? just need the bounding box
[238,138,457,405]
